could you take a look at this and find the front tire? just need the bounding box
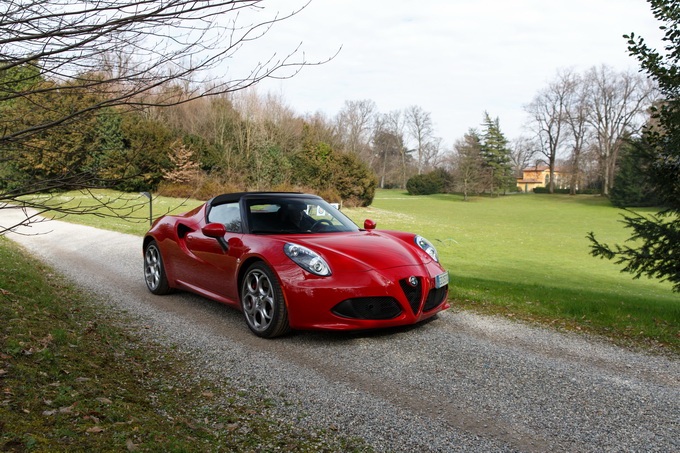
[240,262,290,338]
[144,240,172,295]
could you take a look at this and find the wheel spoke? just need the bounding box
[258,296,273,323]
[243,294,257,316]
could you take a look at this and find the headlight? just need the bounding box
[414,235,439,262]
[284,243,332,276]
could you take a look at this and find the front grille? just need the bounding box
[332,297,402,320]
[424,285,448,312]
[399,278,422,314]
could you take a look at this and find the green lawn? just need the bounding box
[25,188,680,351]
[345,191,678,350]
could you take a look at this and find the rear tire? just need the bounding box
[240,262,290,338]
[144,240,172,295]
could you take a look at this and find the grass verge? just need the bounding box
[26,189,202,236]
[0,237,369,451]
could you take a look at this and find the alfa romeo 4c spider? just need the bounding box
[143,192,450,338]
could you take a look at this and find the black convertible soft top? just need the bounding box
[209,192,321,206]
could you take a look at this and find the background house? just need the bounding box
[517,165,566,192]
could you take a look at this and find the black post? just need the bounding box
[140,192,152,226]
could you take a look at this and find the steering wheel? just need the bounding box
[311,219,333,232]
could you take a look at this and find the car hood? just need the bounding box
[285,230,427,272]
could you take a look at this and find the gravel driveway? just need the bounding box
[3,207,679,452]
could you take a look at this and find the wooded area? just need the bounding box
[0,0,669,230]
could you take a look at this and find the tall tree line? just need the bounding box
[1,79,379,208]
[333,101,445,189]
[523,65,656,195]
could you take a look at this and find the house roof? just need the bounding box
[522,165,563,173]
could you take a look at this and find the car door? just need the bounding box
[183,202,245,302]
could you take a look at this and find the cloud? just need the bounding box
[221,0,665,146]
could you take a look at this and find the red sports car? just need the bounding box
[143,192,450,338]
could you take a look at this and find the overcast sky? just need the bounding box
[224,0,665,149]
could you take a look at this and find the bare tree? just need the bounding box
[510,136,539,178]
[560,71,591,195]
[372,111,406,189]
[584,65,656,195]
[524,74,571,193]
[521,66,655,196]
[1,0,324,233]
[335,99,377,158]
[422,137,444,171]
[405,105,434,174]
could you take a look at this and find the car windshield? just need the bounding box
[246,197,359,234]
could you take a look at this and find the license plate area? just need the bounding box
[435,271,449,289]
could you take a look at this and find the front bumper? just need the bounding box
[274,261,450,331]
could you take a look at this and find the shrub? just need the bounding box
[315,187,343,204]
[194,180,243,200]
[406,174,441,195]
[407,173,442,195]
[429,168,454,192]
[533,187,570,194]
[406,168,453,195]
[156,182,194,199]
[332,152,376,207]
[292,142,376,207]
[532,187,600,195]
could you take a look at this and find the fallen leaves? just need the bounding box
[42,404,78,417]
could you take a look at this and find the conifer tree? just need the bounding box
[589,0,680,292]
[480,112,514,195]
[454,129,485,201]
[610,139,660,208]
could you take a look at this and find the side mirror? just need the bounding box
[202,223,227,238]
[363,219,377,230]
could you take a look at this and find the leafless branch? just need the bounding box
[1,0,331,232]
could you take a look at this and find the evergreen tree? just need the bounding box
[454,129,485,201]
[610,138,661,208]
[589,0,680,292]
[480,112,514,195]
[6,79,102,190]
[95,109,126,178]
